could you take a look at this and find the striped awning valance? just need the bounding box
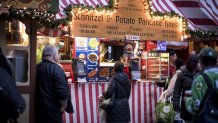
[0,8,8,14]
[151,0,218,31]
[57,0,109,18]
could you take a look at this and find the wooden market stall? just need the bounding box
[56,0,187,123]
[0,5,67,123]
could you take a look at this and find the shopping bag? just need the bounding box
[100,97,114,110]
[155,96,175,123]
[98,97,106,123]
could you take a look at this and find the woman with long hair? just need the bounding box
[173,54,199,123]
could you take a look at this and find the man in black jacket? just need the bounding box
[35,45,70,123]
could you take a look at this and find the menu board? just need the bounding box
[75,37,100,82]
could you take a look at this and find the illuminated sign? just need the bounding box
[71,0,183,41]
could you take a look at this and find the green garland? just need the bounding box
[186,29,218,39]
[0,6,72,29]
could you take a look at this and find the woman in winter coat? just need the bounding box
[173,54,198,123]
[159,58,184,101]
[101,61,131,123]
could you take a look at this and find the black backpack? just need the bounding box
[193,73,218,123]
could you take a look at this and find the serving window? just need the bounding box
[99,40,124,63]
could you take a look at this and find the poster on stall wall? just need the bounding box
[75,37,88,82]
[86,38,100,82]
[124,41,134,57]
[75,37,88,60]
[75,37,100,82]
[98,67,113,82]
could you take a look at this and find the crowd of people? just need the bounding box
[159,47,218,123]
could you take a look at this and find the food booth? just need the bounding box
[0,0,188,122]
[55,0,187,122]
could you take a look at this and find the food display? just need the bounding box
[78,53,86,60]
[87,52,98,63]
[88,38,99,50]
[99,67,110,77]
[146,53,169,80]
[88,69,97,78]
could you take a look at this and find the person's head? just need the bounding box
[198,47,217,69]
[169,50,177,64]
[113,61,124,72]
[185,54,198,73]
[42,45,59,63]
[120,55,127,65]
[174,58,184,70]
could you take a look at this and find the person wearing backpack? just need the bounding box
[185,47,218,123]
[173,54,198,123]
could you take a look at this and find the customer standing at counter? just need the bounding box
[100,61,131,123]
[169,50,177,78]
[164,50,177,89]
[35,45,70,123]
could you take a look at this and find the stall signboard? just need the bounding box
[75,37,100,82]
[71,0,183,41]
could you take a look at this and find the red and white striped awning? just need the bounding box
[38,27,67,37]
[57,0,110,18]
[0,8,8,14]
[151,0,218,32]
[58,0,218,32]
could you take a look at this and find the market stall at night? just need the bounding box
[0,0,217,123]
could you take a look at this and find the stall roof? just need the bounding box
[58,0,218,32]
[57,0,109,18]
[152,0,218,32]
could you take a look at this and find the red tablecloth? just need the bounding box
[63,81,163,123]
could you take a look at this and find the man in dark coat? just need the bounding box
[103,61,131,123]
[35,45,70,123]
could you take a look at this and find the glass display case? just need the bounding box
[146,52,169,80]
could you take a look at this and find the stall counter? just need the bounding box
[63,80,163,123]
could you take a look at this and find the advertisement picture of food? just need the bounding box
[99,67,110,77]
[76,37,88,47]
[87,52,98,63]
[88,69,97,78]
[88,38,99,50]
[78,53,86,60]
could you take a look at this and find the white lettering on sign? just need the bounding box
[125,35,140,40]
